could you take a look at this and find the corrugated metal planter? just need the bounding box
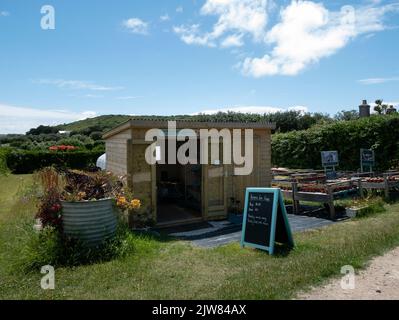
[346,206,368,218]
[62,198,117,247]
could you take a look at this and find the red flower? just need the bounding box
[48,145,77,151]
[49,202,61,213]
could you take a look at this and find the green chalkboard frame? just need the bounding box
[240,188,294,255]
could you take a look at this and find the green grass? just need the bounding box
[0,148,10,175]
[1,175,399,299]
[0,174,33,222]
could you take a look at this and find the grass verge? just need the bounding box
[1,174,399,299]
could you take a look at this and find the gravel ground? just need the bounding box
[298,247,399,300]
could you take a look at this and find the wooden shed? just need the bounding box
[103,119,275,227]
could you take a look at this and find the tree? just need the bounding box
[26,125,58,135]
[387,105,397,114]
[334,110,359,121]
[89,131,103,141]
[374,99,389,115]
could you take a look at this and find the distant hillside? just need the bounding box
[50,110,334,135]
[54,114,197,134]
[55,115,131,133]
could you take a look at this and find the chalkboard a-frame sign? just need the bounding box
[240,188,294,255]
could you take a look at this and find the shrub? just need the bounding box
[272,114,399,170]
[356,199,386,218]
[5,150,104,174]
[0,147,11,175]
[19,169,139,269]
[35,168,63,229]
[26,125,59,135]
[89,131,103,141]
[58,134,95,148]
[48,145,78,151]
[34,168,139,229]
[92,141,105,152]
[344,197,386,219]
[62,169,124,201]
[21,222,135,269]
[56,137,85,148]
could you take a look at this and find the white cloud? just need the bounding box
[288,105,308,114]
[176,6,184,13]
[242,1,399,77]
[174,0,268,48]
[193,105,308,115]
[84,94,103,98]
[0,11,9,17]
[175,0,399,77]
[354,3,399,34]
[201,0,268,40]
[116,96,140,100]
[358,77,399,85]
[221,34,244,48]
[0,103,97,134]
[160,14,170,22]
[33,79,124,91]
[122,18,149,35]
[173,24,217,47]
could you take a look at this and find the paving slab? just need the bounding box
[189,214,336,248]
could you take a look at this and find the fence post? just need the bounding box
[326,185,335,220]
[292,182,299,214]
[383,174,390,199]
[357,178,364,198]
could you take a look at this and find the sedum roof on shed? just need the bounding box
[103,117,276,139]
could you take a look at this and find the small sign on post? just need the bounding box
[321,151,339,179]
[240,188,294,255]
[360,149,375,173]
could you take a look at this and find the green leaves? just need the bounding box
[5,150,104,174]
[272,114,399,170]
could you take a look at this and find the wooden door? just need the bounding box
[203,140,227,219]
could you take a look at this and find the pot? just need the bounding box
[61,198,117,246]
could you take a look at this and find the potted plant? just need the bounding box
[345,206,363,218]
[36,168,141,247]
[345,197,384,218]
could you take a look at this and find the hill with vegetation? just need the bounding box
[55,115,131,134]
[2,109,399,173]
[53,110,335,135]
[0,109,356,163]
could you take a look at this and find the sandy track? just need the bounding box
[298,247,399,300]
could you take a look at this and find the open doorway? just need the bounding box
[156,139,202,225]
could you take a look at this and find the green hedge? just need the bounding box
[6,150,104,174]
[272,114,399,171]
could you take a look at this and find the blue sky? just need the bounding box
[1,0,399,133]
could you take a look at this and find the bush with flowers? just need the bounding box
[28,167,142,267]
[35,168,142,229]
[116,196,141,211]
[35,167,63,229]
[48,145,78,151]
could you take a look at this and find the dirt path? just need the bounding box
[298,247,399,300]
